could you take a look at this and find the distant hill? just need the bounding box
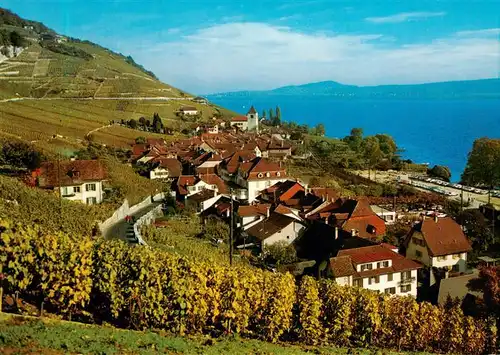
[210,78,500,99]
[0,8,235,154]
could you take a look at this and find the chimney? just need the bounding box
[351,229,356,237]
[334,226,339,240]
[266,206,270,218]
[434,214,438,223]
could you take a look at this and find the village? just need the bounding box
[30,105,491,308]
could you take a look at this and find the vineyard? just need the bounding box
[0,220,493,354]
[0,175,109,235]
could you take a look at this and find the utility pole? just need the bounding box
[229,188,234,266]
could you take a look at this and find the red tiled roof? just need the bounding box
[329,256,356,278]
[342,215,386,240]
[381,242,398,251]
[156,158,182,178]
[279,182,305,202]
[231,116,248,122]
[238,203,270,217]
[177,175,196,195]
[274,204,295,216]
[180,106,197,111]
[246,158,286,181]
[413,217,472,256]
[132,144,148,157]
[199,174,229,194]
[337,245,422,276]
[38,160,107,188]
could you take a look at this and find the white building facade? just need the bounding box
[59,181,104,205]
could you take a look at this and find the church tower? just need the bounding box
[246,105,259,132]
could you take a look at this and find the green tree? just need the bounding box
[462,138,500,200]
[9,31,25,47]
[138,117,146,127]
[128,119,138,129]
[202,218,229,243]
[152,113,163,133]
[312,123,325,136]
[274,106,282,126]
[375,134,397,158]
[428,165,452,182]
[269,108,275,123]
[343,128,364,152]
[1,141,43,170]
[262,110,267,119]
[458,209,496,256]
[363,136,383,171]
[263,241,298,265]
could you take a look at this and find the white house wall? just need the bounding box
[262,222,306,248]
[355,269,418,298]
[59,181,104,204]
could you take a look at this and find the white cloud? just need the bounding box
[366,11,446,24]
[130,22,500,94]
[456,28,500,37]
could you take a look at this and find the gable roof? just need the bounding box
[177,175,196,195]
[187,189,218,203]
[342,215,387,240]
[246,213,298,241]
[329,256,357,278]
[337,245,422,277]
[237,203,270,217]
[38,160,107,187]
[231,116,248,122]
[199,173,229,194]
[153,158,182,177]
[412,217,472,256]
[247,105,257,114]
[180,106,197,111]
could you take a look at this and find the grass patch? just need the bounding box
[0,314,422,355]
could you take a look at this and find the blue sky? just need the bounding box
[3,0,500,94]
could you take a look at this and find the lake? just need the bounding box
[207,96,500,182]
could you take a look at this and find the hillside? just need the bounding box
[210,78,500,99]
[0,8,235,154]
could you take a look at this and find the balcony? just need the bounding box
[398,277,416,286]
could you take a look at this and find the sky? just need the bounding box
[3,0,500,94]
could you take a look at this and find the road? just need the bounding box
[105,202,161,242]
[352,169,500,208]
[0,96,195,103]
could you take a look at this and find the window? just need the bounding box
[73,186,81,193]
[437,255,447,261]
[353,279,363,287]
[276,172,281,177]
[377,261,389,269]
[401,271,411,280]
[266,172,271,177]
[257,173,263,178]
[400,284,411,293]
[86,197,97,205]
[86,183,96,192]
[360,263,373,272]
[384,287,396,295]
[61,187,69,196]
[368,276,379,285]
[452,253,460,260]
[412,237,425,247]
[415,250,422,258]
[387,273,393,282]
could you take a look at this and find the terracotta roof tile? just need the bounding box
[238,204,270,217]
[38,160,107,187]
[231,116,248,122]
[329,256,356,277]
[413,217,472,256]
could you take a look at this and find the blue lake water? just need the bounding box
[207,96,500,182]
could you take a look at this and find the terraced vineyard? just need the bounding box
[0,37,235,154]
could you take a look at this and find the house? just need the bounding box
[179,106,198,116]
[267,139,292,159]
[405,216,472,275]
[175,174,228,200]
[149,158,182,180]
[370,205,397,225]
[307,198,386,240]
[246,212,306,248]
[204,125,219,134]
[329,244,422,297]
[261,180,306,204]
[185,189,222,213]
[237,204,270,230]
[235,158,288,202]
[37,160,107,205]
[193,96,209,104]
[230,106,259,132]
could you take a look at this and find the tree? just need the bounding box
[363,136,383,171]
[428,165,452,182]
[152,113,163,133]
[375,134,397,158]
[274,106,282,126]
[128,119,138,129]
[262,110,267,119]
[462,138,500,199]
[263,241,298,265]
[9,31,24,47]
[138,117,146,127]
[467,266,500,346]
[269,108,275,123]
[343,127,364,152]
[135,136,146,144]
[458,209,496,255]
[1,141,43,170]
[312,123,325,136]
